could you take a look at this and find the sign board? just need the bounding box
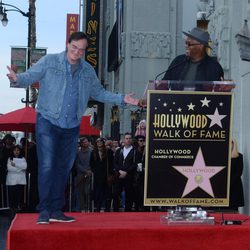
[10,47,27,74]
[10,47,47,89]
[66,13,79,46]
[144,90,233,207]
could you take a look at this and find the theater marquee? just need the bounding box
[144,90,233,207]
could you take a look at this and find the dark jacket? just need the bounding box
[229,153,244,209]
[90,149,114,186]
[114,146,138,175]
[162,54,224,90]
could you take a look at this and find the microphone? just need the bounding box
[154,69,169,81]
[154,56,189,81]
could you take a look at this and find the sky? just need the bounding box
[0,0,200,115]
[0,0,80,114]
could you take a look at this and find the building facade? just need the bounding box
[82,0,187,137]
[81,0,250,214]
[197,0,250,216]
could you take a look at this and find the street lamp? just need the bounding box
[0,1,33,106]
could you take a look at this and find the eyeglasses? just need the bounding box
[185,41,201,47]
[138,140,145,142]
[70,44,86,54]
[96,138,104,142]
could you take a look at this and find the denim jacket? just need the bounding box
[14,51,124,122]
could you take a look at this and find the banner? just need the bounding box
[10,47,27,74]
[10,47,47,88]
[30,48,47,89]
[144,90,233,207]
[85,0,100,75]
[30,48,47,65]
[66,14,79,46]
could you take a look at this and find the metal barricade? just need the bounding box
[0,183,9,210]
[68,172,94,213]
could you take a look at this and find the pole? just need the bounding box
[0,1,33,106]
[21,9,31,107]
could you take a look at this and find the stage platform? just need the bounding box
[7,212,250,250]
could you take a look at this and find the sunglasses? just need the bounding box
[70,44,86,54]
[185,41,201,47]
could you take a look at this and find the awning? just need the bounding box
[79,116,100,136]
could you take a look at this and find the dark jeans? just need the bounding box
[36,114,79,213]
[113,177,134,212]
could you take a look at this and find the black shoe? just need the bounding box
[49,211,76,223]
[37,210,50,224]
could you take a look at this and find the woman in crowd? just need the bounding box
[229,139,244,211]
[133,135,149,211]
[6,145,27,218]
[90,138,114,212]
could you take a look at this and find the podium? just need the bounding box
[143,80,236,224]
[142,80,235,102]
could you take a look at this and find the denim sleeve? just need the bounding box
[121,94,126,106]
[90,75,125,107]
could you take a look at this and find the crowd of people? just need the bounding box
[0,129,149,217]
[0,119,246,219]
[0,134,38,219]
[72,131,148,213]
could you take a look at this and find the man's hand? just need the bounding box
[6,65,17,82]
[85,170,93,177]
[138,99,147,108]
[124,93,139,106]
[118,170,127,179]
[231,139,239,158]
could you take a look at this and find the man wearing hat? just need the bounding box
[162,27,224,83]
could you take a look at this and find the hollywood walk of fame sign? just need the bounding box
[144,90,234,207]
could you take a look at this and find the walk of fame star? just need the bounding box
[206,108,227,128]
[172,147,225,197]
[200,97,211,107]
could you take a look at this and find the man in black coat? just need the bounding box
[113,133,139,212]
[162,27,224,90]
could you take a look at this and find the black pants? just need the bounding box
[7,185,25,209]
[113,177,134,212]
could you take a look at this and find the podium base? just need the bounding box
[160,207,214,225]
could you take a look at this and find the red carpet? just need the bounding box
[7,212,250,250]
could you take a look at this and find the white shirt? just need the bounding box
[123,146,133,159]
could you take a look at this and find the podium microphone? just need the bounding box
[154,56,189,81]
[154,69,169,81]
